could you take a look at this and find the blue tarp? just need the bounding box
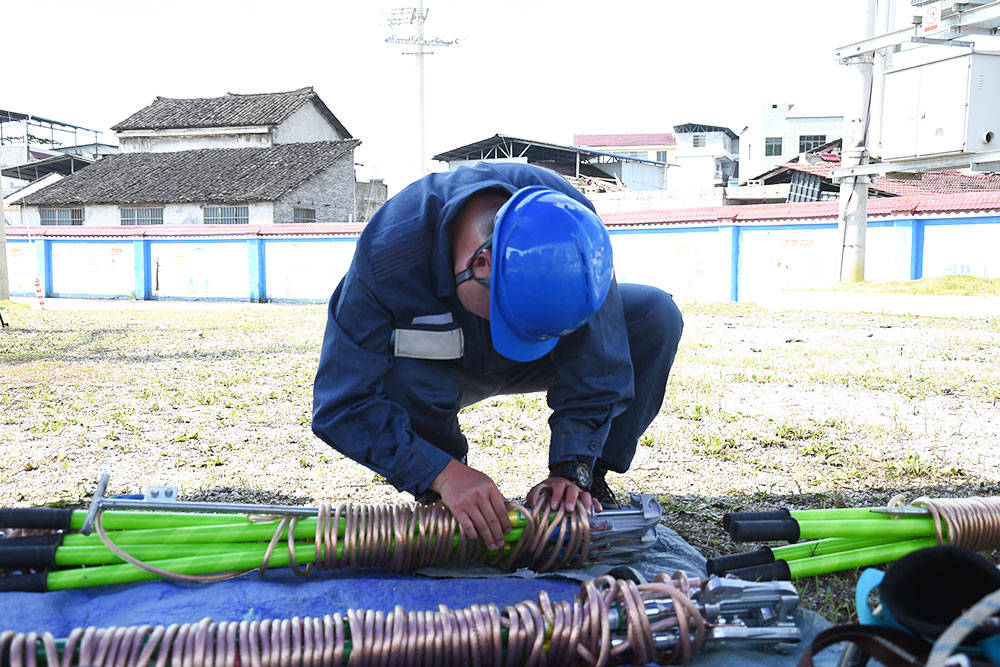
[0,525,841,666]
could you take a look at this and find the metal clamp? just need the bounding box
[589,493,661,564]
[608,574,801,653]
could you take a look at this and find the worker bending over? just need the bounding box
[313,162,682,552]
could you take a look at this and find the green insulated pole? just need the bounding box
[772,535,899,561]
[708,536,891,574]
[727,515,941,542]
[786,537,938,578]
[724,537,939,580]
[0,506,533,533]
[796,518,939,541]
[0,529,527,591]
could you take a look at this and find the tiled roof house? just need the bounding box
[20,88,372,226]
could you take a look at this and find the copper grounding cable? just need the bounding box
[90,491,593,584]
[0,572,709,667]
[887,495,1000,551]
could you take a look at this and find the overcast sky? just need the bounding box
[8,0,892,194]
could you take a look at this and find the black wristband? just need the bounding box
[548,460,593,489]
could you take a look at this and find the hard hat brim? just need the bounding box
[489,187,561,362]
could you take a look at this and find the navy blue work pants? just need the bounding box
[383,284,683,473]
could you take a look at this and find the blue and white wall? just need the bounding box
[5,233,357,302]
[5,215,999,303]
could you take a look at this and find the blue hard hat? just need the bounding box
[489,186,614,362]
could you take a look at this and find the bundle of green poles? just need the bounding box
[0,506,531,592]
[707,506,947,580]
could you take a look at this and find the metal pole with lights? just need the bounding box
[383,1,456,181]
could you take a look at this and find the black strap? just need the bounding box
[797,625,930,667]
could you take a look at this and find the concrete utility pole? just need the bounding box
[837,0,880,283]
[0,172,10,301]
[384,1,456,182]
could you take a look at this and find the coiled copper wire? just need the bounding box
[912,495,1000,551]
[0,572,708,667]
[92,491,593,585]
[886,495,1000,551]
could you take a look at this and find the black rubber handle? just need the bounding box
[727,560,792,582]
[0,507,74,529]
[705,548,775,575]
[0,545,58,569]
[727,519,800,542]
[0,533,64,547]
[0,572,47,592]
[722,509,791,530]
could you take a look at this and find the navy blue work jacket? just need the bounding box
[312,162,634,495]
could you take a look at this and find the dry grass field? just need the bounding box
[1,295,998,621]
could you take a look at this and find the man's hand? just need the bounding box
[526,477,602,515]
[429,459,512,551]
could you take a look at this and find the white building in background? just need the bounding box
[669,123,739,191]
[739,104,844,181]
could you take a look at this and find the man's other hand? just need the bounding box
[526,477,601,515]
[428,459,512,551]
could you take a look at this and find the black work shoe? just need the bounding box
[589,466,620,510]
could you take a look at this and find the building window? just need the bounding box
[799,134,827,153]
[293,207,317,224]
[613,150,647,160]
[39,208,83,226]
[120,207,164,226]
[655,150,669,162]
[692,134,706,148]
[764,137,783,156]
[203,205,249,225]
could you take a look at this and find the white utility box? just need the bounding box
[881,50,1000,160]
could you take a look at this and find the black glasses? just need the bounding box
[454,238,492,288]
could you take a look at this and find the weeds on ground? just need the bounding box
[821,275,1000,297]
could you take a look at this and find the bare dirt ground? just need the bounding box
[1,298,998,622]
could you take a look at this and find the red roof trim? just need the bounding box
[573,133,676,147]
[599,192,1000,228]
[4,223,365,239]
[8,192,1000,241]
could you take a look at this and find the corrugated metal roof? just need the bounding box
[111,87,352,137]
[20,140,360,206]
[781,161,1000,197]
[673,123,739,140]
[433,134,669,168]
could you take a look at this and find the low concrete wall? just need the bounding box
[4,215,998,303]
